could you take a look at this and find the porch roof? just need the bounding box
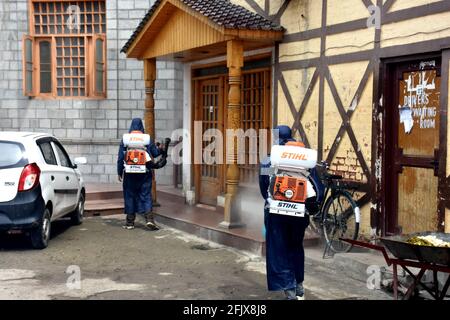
[121,0,284,61]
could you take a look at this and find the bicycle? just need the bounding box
[307,161,360,255]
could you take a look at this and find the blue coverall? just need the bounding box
[259,125,311,292]
[117,118,161,216]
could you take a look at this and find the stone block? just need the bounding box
[66,109,79,119]
[67,129,81,138]
[92,164,105,174]
[96,120,108,129]
[81,129,94,139]
[98,154,113,164]
[39,119,51,128]
[93,130,105,139]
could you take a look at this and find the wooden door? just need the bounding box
[195,78,224,206]
[386,60,441,234]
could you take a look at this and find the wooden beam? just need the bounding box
[325,60,374,165]
[439,49,450,232]
[221,40,244,229]
[224,29,284,41]
[243,0,267,18]
[324,67,371,180]
[272,0,291,24]
[144,58,158,204]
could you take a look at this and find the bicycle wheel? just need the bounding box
[322,190,359,253]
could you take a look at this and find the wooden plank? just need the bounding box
[398,167,438,233]
[142,8,227,59]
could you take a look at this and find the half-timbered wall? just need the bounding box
[231,0,450,235]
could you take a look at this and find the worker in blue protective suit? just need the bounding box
[117,118,163,230]
[259,125,315,300]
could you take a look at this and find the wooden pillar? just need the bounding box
[144,58,158,205]
[220,40,244,229]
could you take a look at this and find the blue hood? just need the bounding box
[275,125,295,145]
[129,118,145,133]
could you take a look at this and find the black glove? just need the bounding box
[160,138,171,157]
[153,157,167,169]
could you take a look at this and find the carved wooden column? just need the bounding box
[144,58,158,205]
[220,40,244,229]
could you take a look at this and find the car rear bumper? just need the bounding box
[0,186,45,231]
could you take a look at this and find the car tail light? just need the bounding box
[18,163,41,192]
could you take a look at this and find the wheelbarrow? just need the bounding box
[341,232,450,300]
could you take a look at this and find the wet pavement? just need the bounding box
[0,215,391,300]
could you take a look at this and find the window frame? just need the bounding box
[23,0,107,99]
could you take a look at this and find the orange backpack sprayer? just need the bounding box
[122,130,151,174]
[267,141,318,217]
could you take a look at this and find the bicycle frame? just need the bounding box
[310,166,355,223]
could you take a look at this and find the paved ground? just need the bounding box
[0,215,391,300]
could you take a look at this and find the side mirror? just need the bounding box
[74,157,87,165]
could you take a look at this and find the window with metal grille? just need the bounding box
[23,0,106,98]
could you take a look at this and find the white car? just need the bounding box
[0,132,86,249]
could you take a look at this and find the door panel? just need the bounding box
[51,141,79,215]
[398,167,438,233]
[37,141,65,216]
[387,60,441,234]
[197,78,223,206]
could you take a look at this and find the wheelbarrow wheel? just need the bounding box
[322,190,359,253]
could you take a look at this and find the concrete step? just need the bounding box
[85,183,123,201]
[85,183,124,216]
[86,190,123,201]
[85,198,124,216]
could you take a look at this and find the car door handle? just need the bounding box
[51,175,55,181]
[66,176,70,181]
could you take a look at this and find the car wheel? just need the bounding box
[30,208,51,249]
[71,193,85,225]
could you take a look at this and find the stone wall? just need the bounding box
[0,0,184,185]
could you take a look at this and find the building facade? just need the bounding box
[2,0,450,236]
[123,0,450,236]
[0,0,183,185]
